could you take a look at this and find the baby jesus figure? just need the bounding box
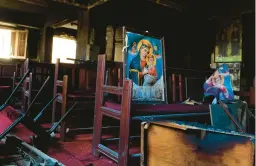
[143,54,157,86]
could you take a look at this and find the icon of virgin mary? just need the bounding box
[129,39,153,86]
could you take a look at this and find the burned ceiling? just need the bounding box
[0,0,253,29]
[16,0,110,9]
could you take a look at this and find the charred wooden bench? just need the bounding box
[52,58,98,141]
[1,72,75,151]
[12,59,54,111]
[92,55,210,166]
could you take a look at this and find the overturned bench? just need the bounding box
[141,120,255,166]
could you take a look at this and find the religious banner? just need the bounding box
[214,19,242,63]
[204,64,234,102]
[123,28,167,103]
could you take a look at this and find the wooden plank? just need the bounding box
[56,80,63,86]
[102,85,122,95]
[100,106,120,120]
[142,121,255,166]
[98,144,118,163]
[79,68,86,89]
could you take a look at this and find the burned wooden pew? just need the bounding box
[52,58,97,141]
[14,59,55,109]
[140,121,255,166]
[0,74,76,151]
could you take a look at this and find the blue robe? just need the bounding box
[129,54,142,85]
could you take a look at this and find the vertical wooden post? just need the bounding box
[28,73,32,109]
[12,72,16,90]
[105,25,115,60]
[24,58,29,75]
[39,27,53,62]
[76,10,90,60]
[249,87,255,106]
[45,27,54,63]
[92,55,105,157]
[118,79,132,166]
[60,75,68,141]
[172,74,176,102]
[52,58,60,124]
[22,76,27,112]
[79,68,86,89]
[119,66,123,87]
[179,74,183,101]
[72,68,75,89]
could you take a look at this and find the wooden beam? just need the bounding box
[88,0,110,9]
[148,0,182,12]
[51,0,110,9]
[0,0,82,17]
[18,0,48,7]
[0,8,45,28]
[0,0,47,14]
[52,0,88,9]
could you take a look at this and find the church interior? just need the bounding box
[0,0,255,165]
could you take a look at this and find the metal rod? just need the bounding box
[0,115,25,140]
[103,136,140,142]
[219,100,244,133]
[33,94,59,122]
[69,125,120,131]
[0,69,31,111]
[48,102,77,134]
[66,58,85,62]
[25,76,50,116]
[132,112,209,121]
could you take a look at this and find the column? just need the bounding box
[76,10,90,60]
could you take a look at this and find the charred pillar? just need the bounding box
[76,10,90,60]
[38,26,54,62]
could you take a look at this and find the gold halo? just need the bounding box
[137,39,153,55]
[146,54,156,66]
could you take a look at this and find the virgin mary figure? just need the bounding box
[129,39,153,86]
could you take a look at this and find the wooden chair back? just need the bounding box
[92,54,132,166]
[52,74,68,141]
[22,73,32,112]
